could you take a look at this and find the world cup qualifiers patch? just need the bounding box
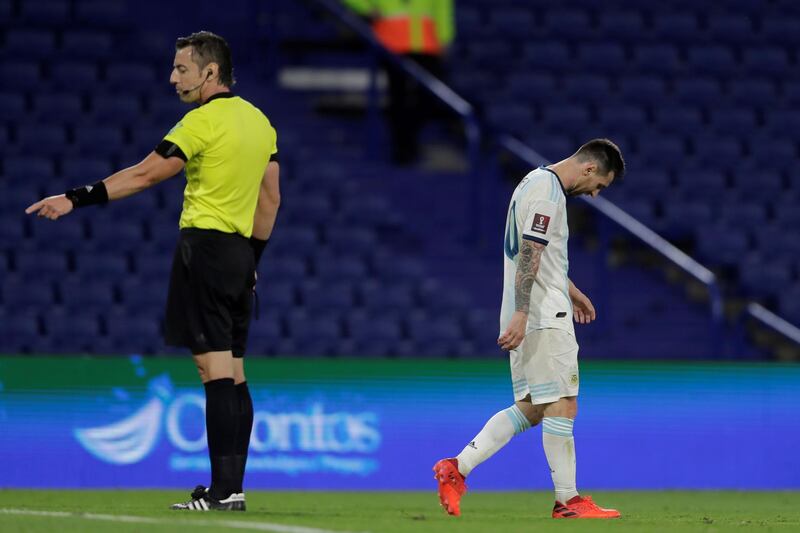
[531,213,551,234]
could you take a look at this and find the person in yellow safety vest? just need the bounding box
[343,0,455,164]
[344,0,454,55]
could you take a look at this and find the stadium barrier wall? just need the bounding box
[0,356,797,490]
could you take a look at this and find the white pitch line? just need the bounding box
[0,508,367,533]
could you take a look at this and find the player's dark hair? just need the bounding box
[175,31,235,87]
[574,138,625,181]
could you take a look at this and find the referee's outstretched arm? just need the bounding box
[25,151,184,220]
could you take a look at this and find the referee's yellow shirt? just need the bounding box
[164,93,278,238]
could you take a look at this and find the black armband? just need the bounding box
[250,237,269,264]
[65,181,108,208]
[155,140,188,161]
[269,153,279,163]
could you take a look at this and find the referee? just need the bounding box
[26,31,280,511]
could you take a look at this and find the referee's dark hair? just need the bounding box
[574,138,626,181]
[176,31,235,87]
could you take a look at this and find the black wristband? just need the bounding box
[250,237,268,264]
[65,181,109,208]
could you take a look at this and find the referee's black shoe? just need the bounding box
[170,485,246,511]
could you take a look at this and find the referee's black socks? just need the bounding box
[234,382,254,494]
[204,378,238,500]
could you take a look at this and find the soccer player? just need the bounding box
[26,31,280,511]
[433,139,625,519]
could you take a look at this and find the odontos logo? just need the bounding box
[74,374,382,475]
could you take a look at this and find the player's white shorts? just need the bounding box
[510,328,579,404]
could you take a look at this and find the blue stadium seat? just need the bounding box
[14,251,68,279]
[2,30,56,59]
[74,252,129,279]
[632,45,681,75]
[757,226,800,260]
[742,47,790,77]
[262,283,297,311]
[542,9,591,39]
[269,227,318,257]
[561,75,612,103]
[348,315,403,355]
[61,157,114,183]
[298,281,351,313]
[32,93,84,122]
[489,7,535,38]
[61,31,113,59]
[525,134,573,162]
[91,220,144,249]
[761,16,800,46]
[133,251,172,279]
[747,138,796,170]
[29,217,86,250]
[739,261,792,299]
[372,255,425,281]
[0,214,26,248]
[673,78,722,105]
[596,11,646,43]
[652,12,702,44]
[43,308,100,353]
[360,281,415,313]
[0,61,41,89]
[708,108,758,137]
[636,136,687,163]
[465,41,514,69]
[0,91,27,120]
[727,78,776,106]
[575,43,627,74]
[706,14,756,44]
[652,105,704,135]
[118,279,166,313]
[313,255,369,282]
[91,94,142,122]
[685,45,738,76]
[596,104,648,136]
[617,75,668,104]
[19,0,70,26]
[0,312,41,353]
[483,103,534,135]
[719,203,768,227]
[58,279,116,311]
[74,0,128,27]
[260,256,308,283]
[14,124,68,155]
[72,126,126,157]
[246,318,284,354]
[50,61,100,90]
[661,201,714,236]
[763,109,800,139]
[522,42,571,70]
[105,62,158,90]
[730,170,784,198]
[286,313,343,355]
[538,104,591,130]
[106,315,161,353]
[503,72,558,100]
[690,136,742,167]
[2,279,55,309]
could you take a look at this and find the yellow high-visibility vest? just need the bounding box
[344,0,454,55]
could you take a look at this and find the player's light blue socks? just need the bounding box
[542,417,578,503]
[456,405,531,477]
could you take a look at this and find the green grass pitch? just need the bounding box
[1,490,798,532]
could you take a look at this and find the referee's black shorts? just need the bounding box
[164,228,255,357]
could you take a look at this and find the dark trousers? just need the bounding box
[386,53,445,164]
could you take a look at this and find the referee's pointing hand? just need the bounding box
[25,194,74,220]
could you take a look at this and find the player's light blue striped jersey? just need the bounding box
[500,167,574,337]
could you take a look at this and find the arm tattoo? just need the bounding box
[515,240,545,312]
